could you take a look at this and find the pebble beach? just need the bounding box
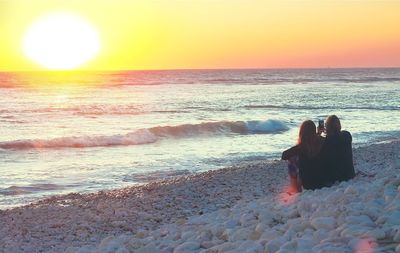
[0,139,399,253]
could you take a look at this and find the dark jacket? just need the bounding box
[282,142,328,190]
[323,131,355,183]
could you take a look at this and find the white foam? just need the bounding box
[246,119,289,133]
[0,120,289,150]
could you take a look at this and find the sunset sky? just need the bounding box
[1,0,400,71]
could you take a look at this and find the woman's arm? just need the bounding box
[341,131,355,179]
[282,145,300,160]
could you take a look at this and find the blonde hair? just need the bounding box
[325,115,341,136]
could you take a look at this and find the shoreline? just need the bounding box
[1,138,399,252]
[0,157,289,252]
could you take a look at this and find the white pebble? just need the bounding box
[311,217,336,230]
[173,241,200,253]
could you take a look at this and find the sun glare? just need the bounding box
[22,13,100,70]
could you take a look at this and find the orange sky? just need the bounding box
[0,0,399,71]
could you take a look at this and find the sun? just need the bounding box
[23,13,101,70]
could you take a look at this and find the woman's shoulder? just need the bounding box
[340,130,352,142]
[281,145,301,160]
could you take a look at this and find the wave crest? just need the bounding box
[0,119,288,150]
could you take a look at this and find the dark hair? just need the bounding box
[298,120,323,157]
[325,115,341,136]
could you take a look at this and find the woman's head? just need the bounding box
[298,120,317,144]
[325,115,341,136]
[298,120,321,157]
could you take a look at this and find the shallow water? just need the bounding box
[1,69,399,208]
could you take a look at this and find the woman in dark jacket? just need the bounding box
[323,115,355,182]
[282,120,327,191]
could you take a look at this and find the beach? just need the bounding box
[2,69,400,209]
[1,69,400,252]
[1,0,400,251]
[1,138,399,252]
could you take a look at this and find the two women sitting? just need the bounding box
[282,115,355,192]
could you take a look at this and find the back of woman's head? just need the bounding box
[298,120,316,144]
[325,115,341,136]
[298,120,321,157]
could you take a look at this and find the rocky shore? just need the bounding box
[1,139,399,253]
[0,157,288,252]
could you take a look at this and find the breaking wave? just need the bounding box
[0,119,288,150]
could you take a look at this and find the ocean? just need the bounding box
[0,68,399,208]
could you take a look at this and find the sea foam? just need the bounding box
[0,119,288,150]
